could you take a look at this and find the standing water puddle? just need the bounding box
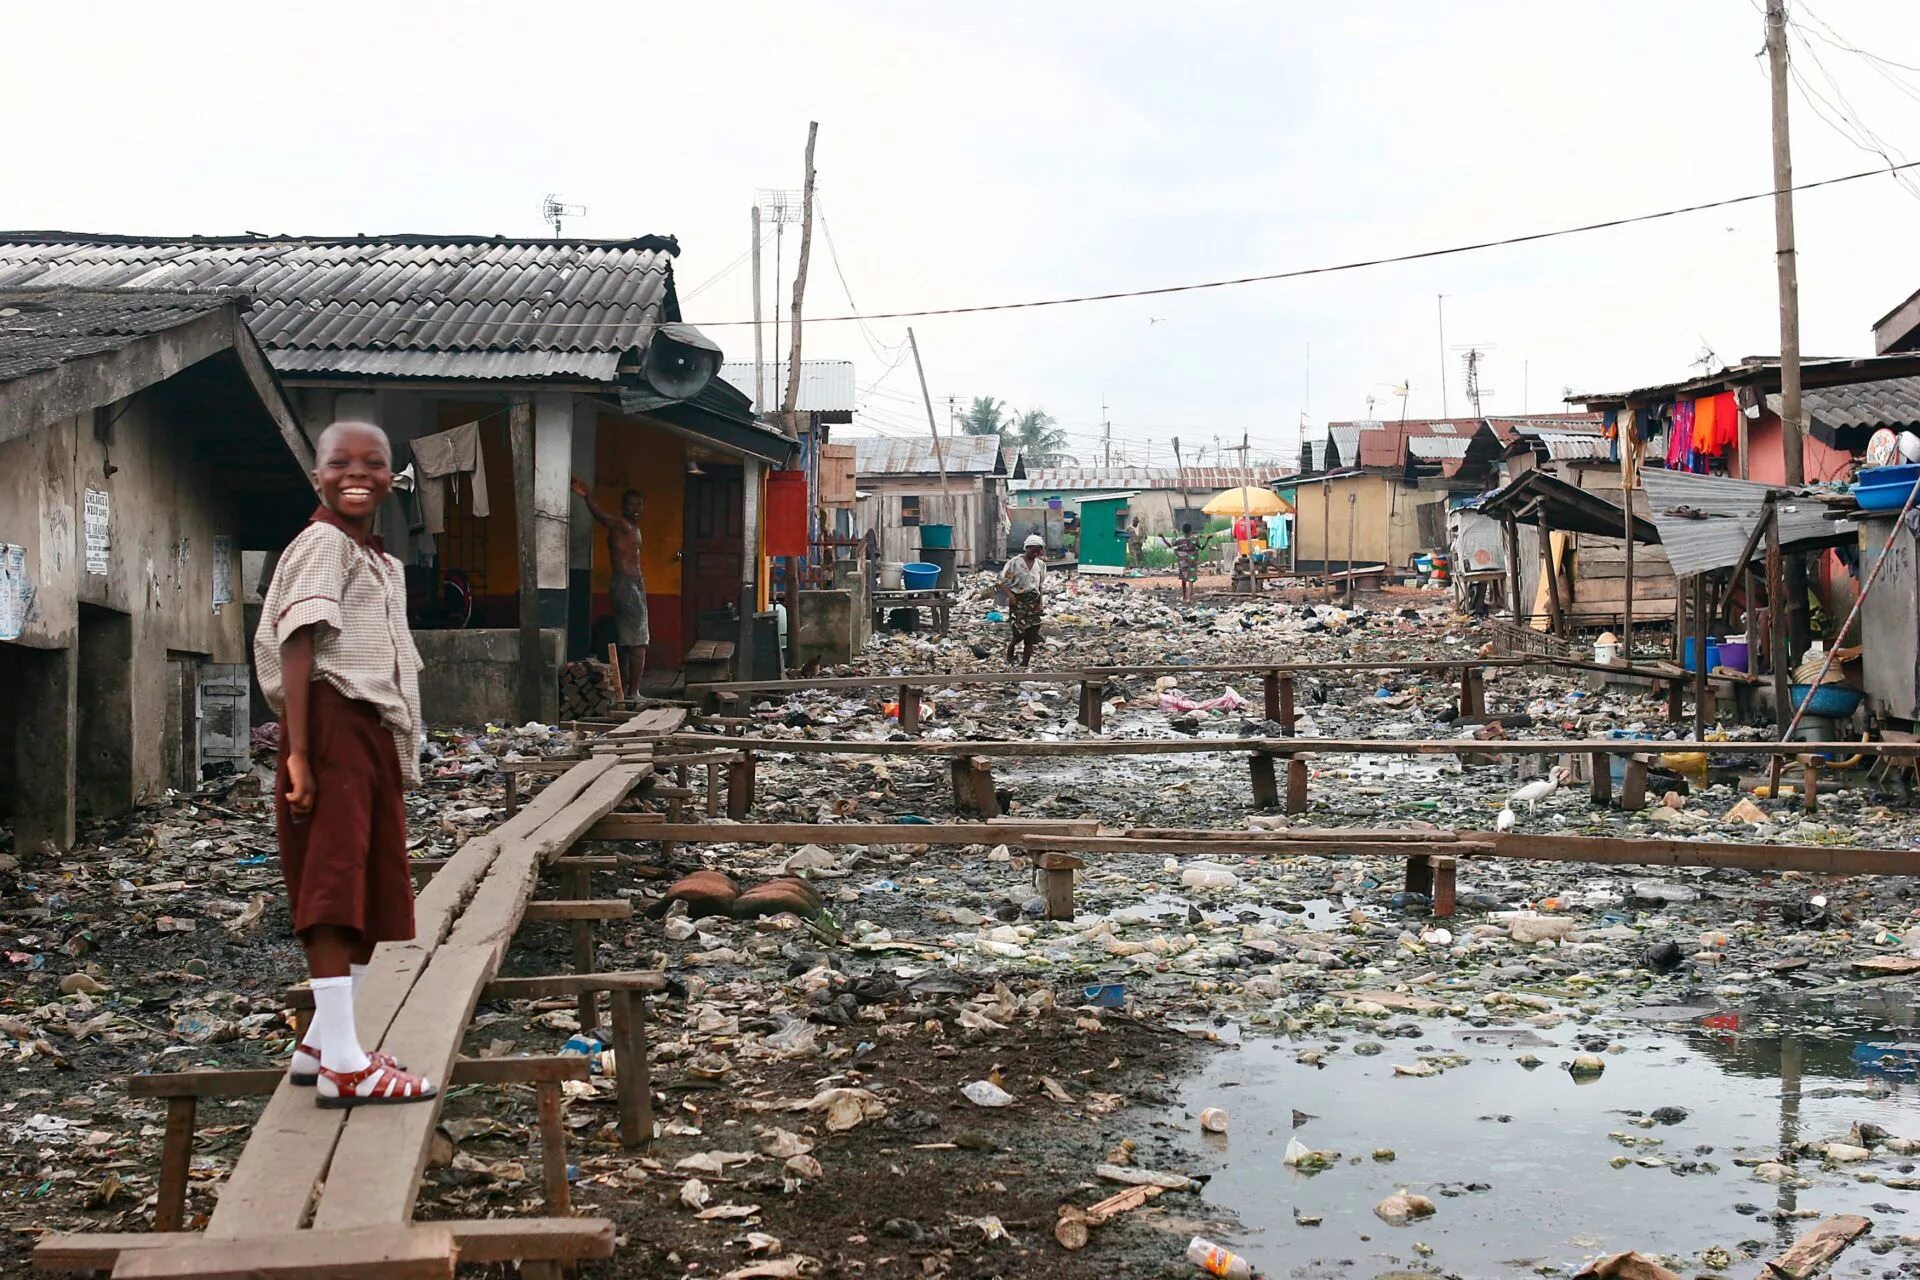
[1172,993,1920,1277]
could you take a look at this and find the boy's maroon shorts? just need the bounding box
[274,681,415,943]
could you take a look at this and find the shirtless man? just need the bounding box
[572,478,647,699]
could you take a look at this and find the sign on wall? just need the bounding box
[83,488,110,575]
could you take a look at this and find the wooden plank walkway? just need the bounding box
[40,707,685,1277]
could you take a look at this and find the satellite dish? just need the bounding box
[643,323,721,400]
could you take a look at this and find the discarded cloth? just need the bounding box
[411,421,490,534]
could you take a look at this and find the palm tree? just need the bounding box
[1010,408,1073,467]
[960,396,1007,438]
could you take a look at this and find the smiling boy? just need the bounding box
[254,421,435,1107]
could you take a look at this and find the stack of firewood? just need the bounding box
[559,660,617,720]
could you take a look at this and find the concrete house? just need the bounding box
[0,233,796,720]
[0,287,313,853]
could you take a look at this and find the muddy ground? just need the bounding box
[5,575,1920,1279]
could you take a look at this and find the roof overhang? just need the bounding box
[1479,469,1660,542]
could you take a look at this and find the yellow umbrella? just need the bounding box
[1202,486,1292,517]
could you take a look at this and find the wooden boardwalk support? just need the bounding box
[37,713,686,1276]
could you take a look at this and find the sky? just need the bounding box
[5,1,1920,470]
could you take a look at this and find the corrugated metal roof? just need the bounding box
[717,359,855,415]
[851,433,1005,475]
[1016,465,1287,491]
[1536,432,1613,460]
[1407,436,1471,459]
[0,286,231,382]
[0,232,685,382]
[1640,469,1856,576]
[1765,376,1920,434]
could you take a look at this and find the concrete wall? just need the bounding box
[1,392,253,848]
[793,562,872,669]
[414,627,564,726]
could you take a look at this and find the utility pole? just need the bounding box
[750,205,764,414]
[1437,295,1450,418]
[1101,398,1111,468]
[1767,0,1805,487]
[781,122,819,434]
[908,328,951,496]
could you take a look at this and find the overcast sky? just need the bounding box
[6,1,1919,468]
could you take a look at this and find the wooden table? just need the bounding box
[873,587,954,634]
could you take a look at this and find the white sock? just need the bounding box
[351,962,369,989]
[311,975,371,1076]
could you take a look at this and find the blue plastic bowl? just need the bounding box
[900,562,941,590]
[1857,464,1920,511]
[1788,683,1864,718]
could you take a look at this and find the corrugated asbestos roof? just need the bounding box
[1765,376,1920,435]
[851,433,1005,475]
[717,359,855,416]
[0,286,231,382]
[0,233,685,382]
[1017,465,1287,491]
[1640,469,1857,576]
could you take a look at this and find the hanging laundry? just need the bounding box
[1711,391,1740,455]
[410,421,490,534]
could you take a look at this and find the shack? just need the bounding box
[1013,465,1278,535]
[0,233,796,720]
[1073,492,1141,572]
[0,287,313,853]
[852,435,1023,569]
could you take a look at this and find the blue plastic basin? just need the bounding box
[1788,683,1864,718]
[1857,464,1920,511]
[900,562,941,590]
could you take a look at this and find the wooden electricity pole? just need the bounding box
[1766,0,1805,486]
[751,205,764,414]
[781,121,819,435]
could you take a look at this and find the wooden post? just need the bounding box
[1802,756,1819,814]
[1404,853,1434,898]
[1692,574,1710,739]
[1666,677,1684,723]
[155,1095,196,1232]
[1250,751,1279,808]
[1079,679,1104,731]
[505,770,520,819]
[537,1081,571,1217]
[1504,516,1524,628]
[609,989,652,1149]
[565,866,596,1034]
[1589,750,1612,805]
[705,762,721,818]
[1279,674,1296,735]
[1540,524,1568,639]
[1622,446,1636,661]
[1263,670,1281,723]
[1459,666,1485,717]
[1285,757,1310,814]
[898,685,920,735]
[949,756,976,816]
[1767,501,1792,797]
[726,753,755,821]
[510,393,544,724]
[968,757,1001,819]
[605,642,624,708]
[1037,852,1083,921]
[1430,856,1457,918]
[1621,756,1648,811]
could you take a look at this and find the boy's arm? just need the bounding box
[280,626,317,818]
[571,477,619,530]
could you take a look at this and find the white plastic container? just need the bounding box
[879,561,904,590]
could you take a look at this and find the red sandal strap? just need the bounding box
[319,1060,434,1099]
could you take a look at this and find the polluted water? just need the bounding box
[1172,990,1920,1278]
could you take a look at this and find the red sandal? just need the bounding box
[315,1059,438,1108]
[289,1044,406,1087]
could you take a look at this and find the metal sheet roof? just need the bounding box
[717,359,855,417]
[1535,432,1613,460]
[1017,465,1287,491]
[851,433,1005,476]
[0,233,686,382]
[1480,469,1660,542]
[1407,436,1471,460]
[1640,469,1857,576]
[0,286,231,382]
[1765,376,1920,438]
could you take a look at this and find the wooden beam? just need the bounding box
[523,899,634,922]
[583,817,1099,842]
[609,988,652,1148]
[1765,1215,1872,1280]
[40,1220,614,1276]
[1025,835,1493,858]
[283,972,667,1011]
[510,393,543,725]
[111,1223,454,1280]
[1491,832,1920,876]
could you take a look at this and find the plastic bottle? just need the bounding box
[1187,1237,1254,1278]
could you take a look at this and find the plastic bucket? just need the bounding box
[1683,637,1723,672]
[918,523,953,549]
[1717,639,1749,672]
[901,562,941,590]
[879,561,904,590]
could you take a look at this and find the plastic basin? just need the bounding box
[900,562,941,590]
[1788,683,1864,718]
[1856,464,1920,511]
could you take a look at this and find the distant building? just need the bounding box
[1013,465,1289,537]
[0,287,313,853]
[852,435,1023,568]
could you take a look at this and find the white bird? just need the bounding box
[1496,806,1517,832]
[1509,766,1571,814]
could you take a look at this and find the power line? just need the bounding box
[263,159,1920,333]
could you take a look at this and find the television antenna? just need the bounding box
[541,194,586,238]
[1451,344,1496,417]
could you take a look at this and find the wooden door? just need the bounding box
[682,463,744,651]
